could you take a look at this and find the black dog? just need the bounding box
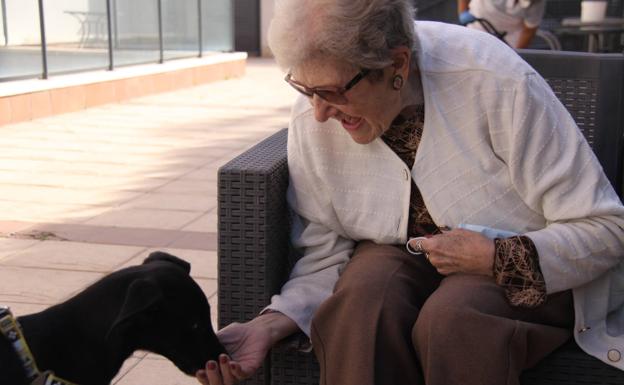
[0,251,225,385]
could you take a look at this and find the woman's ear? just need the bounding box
[390,46,412,78]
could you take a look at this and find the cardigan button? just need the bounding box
[403,169,410,181]
[608,349,621,362]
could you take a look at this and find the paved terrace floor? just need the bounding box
[0,58,296,384]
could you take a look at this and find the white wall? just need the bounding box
[46,0,105,45]
[260,0,274,57]
[4,0,41,46]
[3,0,104,46]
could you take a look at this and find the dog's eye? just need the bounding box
[192,322,199,330]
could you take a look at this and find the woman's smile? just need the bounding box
[339,114,364,132]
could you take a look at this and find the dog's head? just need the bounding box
[107,251,226,375]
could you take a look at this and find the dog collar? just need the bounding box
[0,306,79,385]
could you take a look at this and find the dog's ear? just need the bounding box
[107,279,163,339]
[144,251,191,275]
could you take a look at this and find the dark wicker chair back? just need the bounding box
[218,50,624,384]
[519,49,624,198]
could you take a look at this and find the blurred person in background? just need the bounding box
[458,0,546,48]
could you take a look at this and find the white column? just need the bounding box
[260,0,274,57]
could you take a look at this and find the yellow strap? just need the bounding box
[0,308,79,385]
[0,310,40,379]
[43,371,80,385]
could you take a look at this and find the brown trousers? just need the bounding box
[310,241,574,385]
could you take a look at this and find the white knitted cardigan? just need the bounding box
[267,21,624,369]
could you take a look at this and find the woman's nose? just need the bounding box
[311,94,339,122]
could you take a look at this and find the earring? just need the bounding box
[392,74,404,90]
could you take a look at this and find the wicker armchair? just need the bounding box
[218,50,624,385]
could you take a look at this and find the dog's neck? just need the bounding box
[18,289,138,385]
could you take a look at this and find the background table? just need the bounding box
[558,17,624,52]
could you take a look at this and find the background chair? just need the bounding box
[531,29,563,50]
[218,50,624,385]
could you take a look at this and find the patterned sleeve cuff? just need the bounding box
[493,235,547,308]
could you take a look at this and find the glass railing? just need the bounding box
[0,0,234,82]
[0,0,43,80]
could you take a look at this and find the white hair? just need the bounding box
[268,0,416,72]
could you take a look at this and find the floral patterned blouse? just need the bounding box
[381,105,546,307]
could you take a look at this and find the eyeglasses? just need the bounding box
[284,69,371,105]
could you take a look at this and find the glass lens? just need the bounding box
[288,81,313,97]
[316,90,346,104]
[285,74,348,104]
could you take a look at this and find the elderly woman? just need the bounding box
[197,0,624,384]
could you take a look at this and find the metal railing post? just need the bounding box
[1,0,8,46]
[157,0,164,63]
[37,0,48,79]
[198,0,203,57]
[106,0,114,70]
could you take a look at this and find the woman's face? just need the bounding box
[291,57,404,144]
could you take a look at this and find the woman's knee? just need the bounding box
[412,274,502,348]
[412,292,468,349]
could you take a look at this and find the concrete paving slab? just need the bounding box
[120,192,218,212]
[0,201,109,224]
[0,238,39,260]
[181,210,218,233]
[18,223,217,250]
[2,302,49,317]
[120,248,218,280]
[0,241,143,272]
[181,166,223,183]
[84,207,204,230]
[0,185,142,206]
[196,278,218,305]
[114,355,198,385]
[208,293,219,330]
[166,231,217,251]
[0,170,169,192]
[112,357,143,385]
[0,265,103,304]
[151,178,219,195]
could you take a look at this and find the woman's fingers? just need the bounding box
[427,253,457,275]
[219,355,236,384]
[199,355,246,385]
[421,229,495,276]
[195,370,209,385]
[221,357,251,382]
[228,361,247,380]
[205,360,223,385]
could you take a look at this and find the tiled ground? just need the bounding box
[0,57,296,384]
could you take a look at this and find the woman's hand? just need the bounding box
[196,312,298,385]
[195,322,270,384]
[410,228,495,276]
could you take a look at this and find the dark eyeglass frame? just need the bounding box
[284,68,371,105]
